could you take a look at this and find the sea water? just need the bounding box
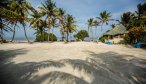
[4,37,99,42]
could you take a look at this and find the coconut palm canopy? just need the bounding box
[104,24,127,36]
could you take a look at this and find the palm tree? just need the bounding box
[87,18,94,40]
[97,11,112,31]
[0,0,14,42]
[0,0,19,42]
[64,14,76,42]
[28,7,46,41]
[51,18,57,34]
[134,3,146,28]
[8,1,21,42]
[0,16,14,42]
[39,0,57,41]
[120,12,135,30]
[8,0,32,42]
[93,20,100,38]
[20,0,32,43]
[136,3,146,19]
[50,18,58,41]
[57,8,66,41]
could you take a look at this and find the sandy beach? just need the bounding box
[0,42,146,84]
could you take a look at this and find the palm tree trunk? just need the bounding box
[70,33,72,41]
[11,23,17,42]
[36,28,39,37]
[52,28,54,34]
[59,21,64,41]
[0,34,3,43]
[101,23,103,32]
[22,24,30,43]
[63,32,66,42]
[48,28,50,41]
[95,26,97,38]
[0,29,4,43]
[89,27,93,41]
[51,28,54,41]
[47,16,51,42]
[61,31,64,41]
[43,30,45,41]
[64,32,66,41]
[88,26,90,35]
[66,32,69,42]
[99,23,104,39]
[91,27,94,41]
[40,30,43,42]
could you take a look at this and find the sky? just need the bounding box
[4,0,146,39]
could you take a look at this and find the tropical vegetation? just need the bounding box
[121,3,146,44]
[86,11,112,41]
[99,3,146,44]
[0,0,77,43]
[0,0,145,44]
[74,30,89,41]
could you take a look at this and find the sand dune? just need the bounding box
[0,42,146,84]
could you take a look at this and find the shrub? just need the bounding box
[140,34,146,43]
[123,26,146,44]
[35,32,57,42]
[74,30,89,41]
[123,34,131,44]
[35,32,47,42]
[99,35,108,42]
[48,33,57,41]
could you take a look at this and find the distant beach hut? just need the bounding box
[104,24,127,44]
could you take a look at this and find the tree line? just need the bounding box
[87,3,146,43]
[0,0,146,43]
[0,0,77,42]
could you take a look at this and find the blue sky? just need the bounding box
[4,0,145,39]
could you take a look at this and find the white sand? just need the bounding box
[0,42,146,84]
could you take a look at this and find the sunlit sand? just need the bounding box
[0,42,146,84]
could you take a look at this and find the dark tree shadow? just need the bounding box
[0,48,28,62]
[0,61,65,84]
[29,71,89,84]
[85,51,146,84]
[0,49,65,84]
[0,48,28,84]
[60,59,95,74]
[0,49,146,84]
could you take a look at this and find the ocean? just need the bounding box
[4,37,99,42]
[5,37,35,42]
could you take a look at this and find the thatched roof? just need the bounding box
[104,24,127,36]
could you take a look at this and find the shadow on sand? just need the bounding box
[85,51,146,84]
[0,49,146,84]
